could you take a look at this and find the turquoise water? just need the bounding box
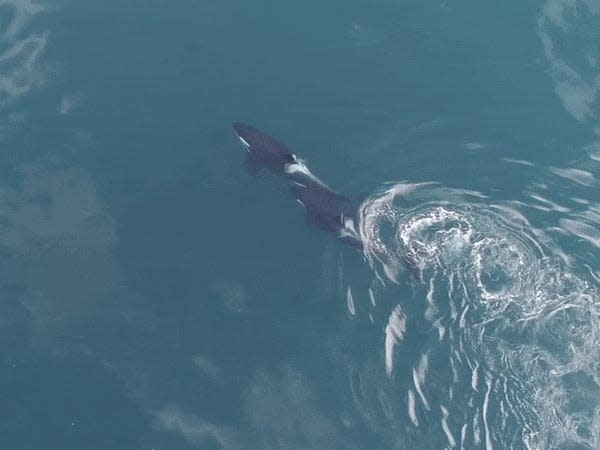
[1,1,600,448]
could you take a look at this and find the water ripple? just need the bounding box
[358,182,600,449]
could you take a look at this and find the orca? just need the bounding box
[232,122,362,249]
[232,122,296,175]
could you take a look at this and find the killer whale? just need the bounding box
[232,122,362,249]
[232,122,296,176]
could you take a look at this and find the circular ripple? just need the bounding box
[357,183,600,449]
[360,184,546,313]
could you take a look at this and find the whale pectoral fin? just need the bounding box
[291,185,316,224]
[304,208,319,225]
[244,152,262,176]
[298,200,320,227]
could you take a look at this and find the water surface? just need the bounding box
[1,0,600,448]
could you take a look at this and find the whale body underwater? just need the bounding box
[232,122,363,249]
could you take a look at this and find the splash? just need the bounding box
[358,183,600,449]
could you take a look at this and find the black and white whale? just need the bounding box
[232,122,362,249]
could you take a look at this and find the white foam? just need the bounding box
[384,305,406,377]
[473,408,481,444]
[432,317,446,341]
[529,193,570,213]
[471,363,479,392]
[460,423,468,450]
[440,405,457,447]
[368,287,376,306]
[346,286,356,316]
[483,377,493,450]
[549,167,596,187]
[408,389,419,426]
[360,182,600,447]
[502,158,535,167]
[464,142,487,151]
[413,353,431,411]
[560,218,600,249]
[587,141,600,161]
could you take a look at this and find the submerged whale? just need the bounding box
[232,122,362,249]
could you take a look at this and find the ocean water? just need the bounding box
[1,0,600,449]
